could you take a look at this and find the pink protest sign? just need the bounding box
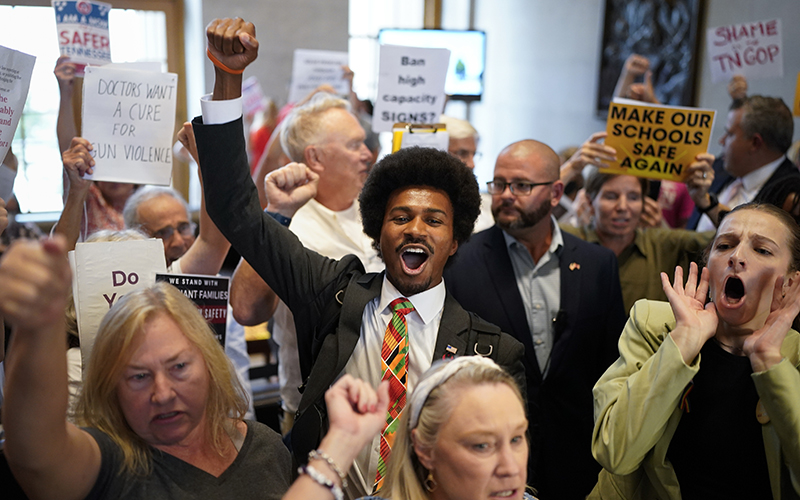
[707,18,782,84]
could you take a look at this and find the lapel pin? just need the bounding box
[443,345,458,359]
[569,262,581,271]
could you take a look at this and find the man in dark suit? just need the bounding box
[444,140,627,499]
[688,95,798,230]
[192,18,525,498]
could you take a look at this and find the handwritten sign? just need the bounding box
[82,66,177,185]
[0,45,35,164]
[70,239,166,364]
[602,99,716,182]
[288,49,349,104]
[707,18,782,83]
[52,0,112,73]
[156,273,230,346]
[372,45,450,133]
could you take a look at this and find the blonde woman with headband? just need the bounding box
[284,356,537,500]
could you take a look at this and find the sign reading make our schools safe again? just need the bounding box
[602,99,716,182]
[372,44,450,133]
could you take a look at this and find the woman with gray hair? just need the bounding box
[283,356,537,500]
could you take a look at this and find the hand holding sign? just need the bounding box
[63,137,95,194]
[684,152,715,207]
[265,162,319,218]
[206,18,258,74]
[0,235,71,331]
[561,132,617,182]
[54,55,77,92]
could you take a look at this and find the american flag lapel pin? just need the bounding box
[443,345,458,359]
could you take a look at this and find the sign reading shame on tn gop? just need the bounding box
[707,18,782,84]
[53,0,112,68]
[602,99,715,182]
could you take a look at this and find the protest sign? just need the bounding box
[53,0,112,73]
[71,239,166,364]
[242,76,269,118]
[156,273,230,347]
[707,18,782,84]
[372,45,449,133]
[602,99,716,182]
[288,49,349,104]
[794,72,800,117]
[82,66,177,185]
[391,123,449,153]
[0,46,35,164]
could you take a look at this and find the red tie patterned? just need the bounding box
[373,297,414,493]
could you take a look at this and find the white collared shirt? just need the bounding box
[696,156,786,232]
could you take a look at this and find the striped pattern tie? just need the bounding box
[373,297,414,493]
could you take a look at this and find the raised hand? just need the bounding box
[0,236,71,332]
[560,131,617,181]
[661,262,718,363]
[638,195,663,228]
[206,18,258,74]
[628,70,659,104]
[54,55,77,91]
[685,153,715,208]
[744,273,800,372]
[176,121,199,164]
[265,162,319,218]
[62,137,95,194]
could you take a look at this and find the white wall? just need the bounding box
[445,0,799,187]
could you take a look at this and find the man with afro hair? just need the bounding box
[192,17,524,498]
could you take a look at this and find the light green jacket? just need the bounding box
[590,300,800,500]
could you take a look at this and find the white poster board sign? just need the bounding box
[82,66,177,185]
[288,49,349,104]
[707,18,783,83]
[52,0,112,72]
[372,45,450,133]
[401,130,449,151]
[0,45,36,164]
[71,239,166,363]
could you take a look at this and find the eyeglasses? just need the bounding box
[486,180,556,196]
[450,149,482,161]
[148,221,197,241]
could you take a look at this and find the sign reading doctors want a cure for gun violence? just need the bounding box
[52,0,112,72]
[82,66,177,185]
[601,99,716,182]
[372,44,450,133]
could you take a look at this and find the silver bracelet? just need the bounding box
[299,464,344,500]
[308,449,348,488]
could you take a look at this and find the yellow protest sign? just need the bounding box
[794,72,800,117]
[602,100,716,182]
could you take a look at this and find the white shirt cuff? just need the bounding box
[200,94,243,125]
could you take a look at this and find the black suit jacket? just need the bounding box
[192,116,525,454]
[686,157,799,229]
[444,226,626,500]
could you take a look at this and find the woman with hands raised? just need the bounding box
[590,203,800,499]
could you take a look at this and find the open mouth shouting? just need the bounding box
[397,240,433,275]
[720,275,745,307]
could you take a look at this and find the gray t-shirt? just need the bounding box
[84,420,291,499]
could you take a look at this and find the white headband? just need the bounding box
[407,356,500,430]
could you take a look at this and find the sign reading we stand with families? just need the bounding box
[82,66,177,185]
[372,45,449,133]
[53,0,112,72]
[601,99,716,182]
[706,18,783,84]
[156,273,230,347]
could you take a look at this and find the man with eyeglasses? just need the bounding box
[444,139,627,500]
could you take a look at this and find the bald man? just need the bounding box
[444,140,626,499]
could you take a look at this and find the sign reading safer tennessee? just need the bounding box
[52,0,112,68]
[601,99,716,182]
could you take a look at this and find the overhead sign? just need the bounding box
[707,18,782,83]
[70,239,166,364]
[53,0,112,72]
[0,45,35,165]
[82,66,177,185]
[601,99,716,182]
[288,49,349,104]
[372,44,449,133]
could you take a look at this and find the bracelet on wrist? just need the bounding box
[206,48,245,75]
[308,449,348,488]
[299,464,344,500]
[697,193,719,214]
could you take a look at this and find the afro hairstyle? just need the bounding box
[359,146,481,252]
